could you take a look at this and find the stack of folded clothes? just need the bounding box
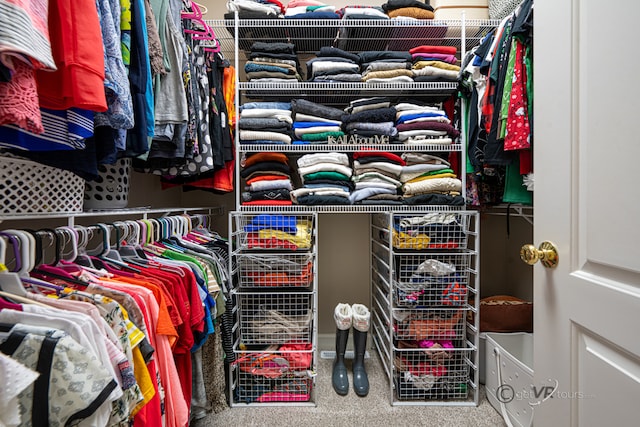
[306,46,362,83]
[382,0,445,52]
[227,0,285,18]
[336,4,391,52]
[337,4,389,20]
[239,101,293,146]
[410,45,461,82]
[399,152,465,206]
[240,152,294,206]
[394,102,459,145]
[342,101,397,141]
[290,99,345,144]
[351,151,405,204]
[284,0,339,18]
[382,0,435,19]
[359,50,414,84]
[246,42,303,83]
[291,152,353,205]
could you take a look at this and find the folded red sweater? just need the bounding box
[409,45,458,56]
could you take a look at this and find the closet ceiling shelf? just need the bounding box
[239,82,458,91]
[237,205,470,214]
[238,144,462,153]
[0,206,223,224]
[208,17,501,59]
[209,18,501,28]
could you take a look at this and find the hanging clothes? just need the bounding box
[0,217,231,426]
[459,0,534,207]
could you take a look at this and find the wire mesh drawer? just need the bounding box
[232,213,316,251]
[231,342,315,404]
[393,308,466,342]
[393,253,472,308]
[393,345,472,401]
[391,212,473,250]
[237,293,314,345]
[236,253,314,289]
[234,370,314,404]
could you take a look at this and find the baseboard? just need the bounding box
[318,333,371,359]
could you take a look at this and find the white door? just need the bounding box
[533,0,640,425]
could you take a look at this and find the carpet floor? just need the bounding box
[191,351,507,427]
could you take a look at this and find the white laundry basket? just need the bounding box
[84,158,131,210]
[0,154,84,214]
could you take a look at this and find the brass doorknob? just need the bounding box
[520,241,559,268]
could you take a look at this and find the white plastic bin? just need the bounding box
[485,332,534,427]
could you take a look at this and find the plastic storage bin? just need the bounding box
[485,332,534,427]
[84,158,131,209]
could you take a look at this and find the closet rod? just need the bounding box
[0,206,224,227]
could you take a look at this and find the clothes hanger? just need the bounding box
[4,229,36,274]
[183,0,208,16]
[136,219,162,258]
[22,229,43,268]
[28,228,94,289]
[110,221,147,268]
[141,219,172,258]
[181,2,221,53]
[0,231,28,296]
[181,215,192,236]
[15,227,76,295]
[54,225,111,277]
[37,228,62,266]
[92,223,141,273]
[154,218,185,253]
[133,217,188,276]
[0,290,52,307]
[115,221,142,258]
[56,226,78,263]
[5,229,39,275]
[21,276,66,295]
[0,230,61,302]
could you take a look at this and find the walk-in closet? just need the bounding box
[0,0,544,426]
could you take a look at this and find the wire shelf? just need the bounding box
[236,292,314,345]
[240,82,458,104]
[236,205,469,214]
[237,143,463,153]
[236,252,314,289]
[208,18,501,57]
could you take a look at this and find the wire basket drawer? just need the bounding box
[391,212,472,251]
[232,213,316,251]
[234,370,314,404]
[393,308,466,342]
[393,344,472,401]
[0,155,84,214]
[393,253,472,308]
[232,341,315,404]
[236,252,314,289]
[237,293,314,345]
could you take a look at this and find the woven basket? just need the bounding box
[0,155,84,214]
[84,158,132,210]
